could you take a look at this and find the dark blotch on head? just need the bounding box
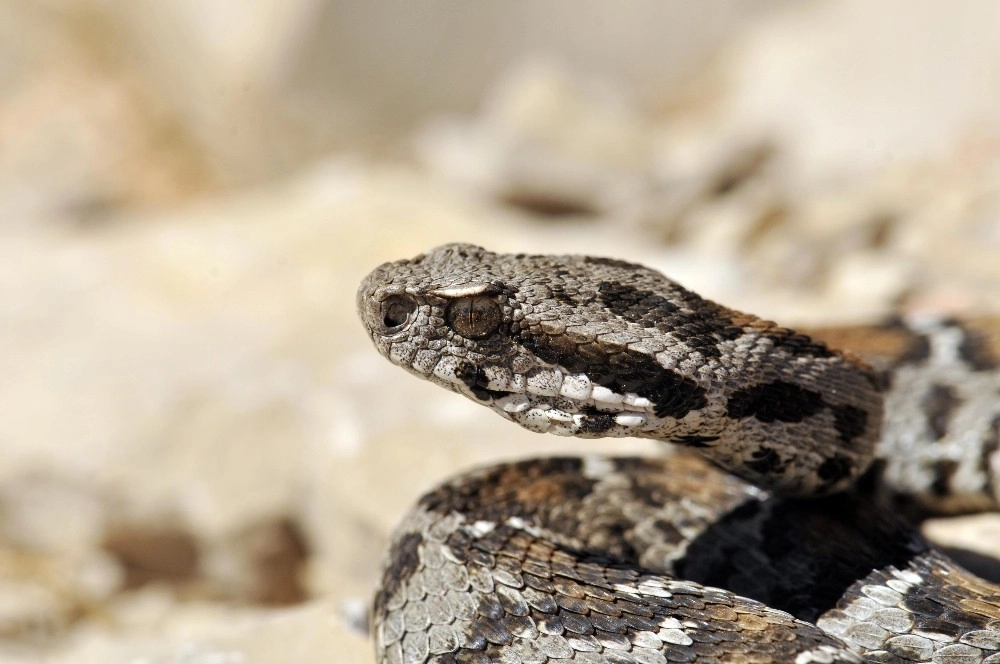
[626,355,709,419]
[372,531,423,619]
[761,330,835,359]
[583,256,647,271]
[597,281,743,360]
[518,333,707,419]
[726,381,825,423]
[922,383,959,440]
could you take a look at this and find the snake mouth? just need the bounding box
[490,391,654,436]
[449,376,655,438]
[427,359,659,437]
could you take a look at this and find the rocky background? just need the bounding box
[2,2,1000,663]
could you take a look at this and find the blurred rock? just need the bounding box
[720,0,1000,184]
[0,4,214,221]
[414,29,1000,318]
[0,553,80,645]
[416,60,652,219]
[204,517,310,606]
[102,522,200,591]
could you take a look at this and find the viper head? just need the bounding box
[357,243,711,439]
[357,244,528,398]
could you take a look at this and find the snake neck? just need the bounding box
[809,317,1000,514]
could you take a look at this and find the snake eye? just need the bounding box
[380,295,417,332]
[446,296,501,339]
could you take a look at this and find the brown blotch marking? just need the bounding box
[513,472,597,511]
[832,404,869,446]
[627,474,674,510]
[517,330,708,419]
[761,329,835,359]
[898,334,932,365]
[901,563,995,636]
[922,383,960,440]
[957,321,1000,371]
[816,455,854,487]
[612,456,683,477]
[494,460,599,515]
[597,280,743,359]
[853,317,934,369]
[589,520,643,564]
[726,380,825,423]
[373,531,423,619]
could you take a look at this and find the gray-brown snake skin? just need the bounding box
[357,244,1000,664]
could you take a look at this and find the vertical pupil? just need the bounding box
[467,300,484,325]
[447,296,500,339]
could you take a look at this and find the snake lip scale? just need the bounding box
[357,243,1000,664]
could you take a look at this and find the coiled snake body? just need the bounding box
[357,244,1000,663]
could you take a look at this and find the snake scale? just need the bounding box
[357,243,1000,664]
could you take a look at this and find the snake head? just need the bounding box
[357,244,537,401]
[357,243,665,438]
[358,243,883,497]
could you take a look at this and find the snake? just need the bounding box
[356,243,1000,664]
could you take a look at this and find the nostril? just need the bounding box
[381,295,417,331]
